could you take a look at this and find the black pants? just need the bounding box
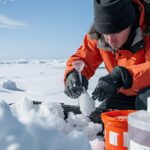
[99,87,150,110]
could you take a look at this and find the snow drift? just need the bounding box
[0,97,102,150]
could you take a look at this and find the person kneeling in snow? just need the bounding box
[64,0,150,112]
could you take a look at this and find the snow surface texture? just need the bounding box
[0,99,91,150]
[0,59,107,150]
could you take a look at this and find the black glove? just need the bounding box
[64,71,88,99]
[92,66,132,101]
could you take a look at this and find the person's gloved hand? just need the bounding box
[92,66,132,101]
[64,71,88,99]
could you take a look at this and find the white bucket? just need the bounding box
[128,97,150,149]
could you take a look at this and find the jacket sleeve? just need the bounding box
[64,34,103,82]
[126,36,150,91]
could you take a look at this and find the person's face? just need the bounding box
[103,26,131,50]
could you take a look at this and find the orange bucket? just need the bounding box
[101,110,136,150]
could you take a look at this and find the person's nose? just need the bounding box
[107,35,117,45]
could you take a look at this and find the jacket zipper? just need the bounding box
[113,49,117,67]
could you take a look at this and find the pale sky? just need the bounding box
[0,0,93,60]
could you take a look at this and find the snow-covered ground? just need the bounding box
[0,59,107,150]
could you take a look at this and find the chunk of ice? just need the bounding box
[79,92,95,116]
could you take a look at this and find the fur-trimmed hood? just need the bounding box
[89,0,150,39]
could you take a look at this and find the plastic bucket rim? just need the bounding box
[101,110,136,122]
[101,110,136,128]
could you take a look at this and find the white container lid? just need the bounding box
[128,110,150,132]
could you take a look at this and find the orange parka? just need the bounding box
[64,0,150,96]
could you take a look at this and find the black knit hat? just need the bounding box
[94,0,136,34]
